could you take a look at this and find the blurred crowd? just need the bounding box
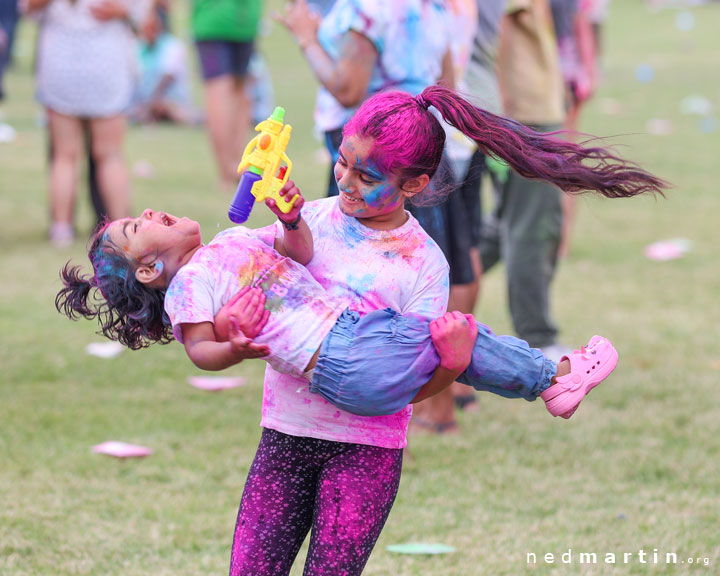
[0,0,274,244]
[0,0,609,432]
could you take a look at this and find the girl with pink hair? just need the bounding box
[227,85,663,576]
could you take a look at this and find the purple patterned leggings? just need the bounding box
[229,428,403,576]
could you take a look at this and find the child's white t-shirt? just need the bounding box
[258,197,450,449]
[164,227,348,379]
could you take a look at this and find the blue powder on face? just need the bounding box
[92,236,130,283]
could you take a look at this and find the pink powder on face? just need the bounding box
[343,92,444,184]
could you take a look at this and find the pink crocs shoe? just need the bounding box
[541,336,618,419]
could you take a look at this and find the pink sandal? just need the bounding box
[541,336,618,419]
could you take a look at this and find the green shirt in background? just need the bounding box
[192,0,263,42]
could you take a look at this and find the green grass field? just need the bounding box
[1,1,719,574]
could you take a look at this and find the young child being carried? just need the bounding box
[58,187,613,419]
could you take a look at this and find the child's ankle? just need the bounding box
[551,359,571,385]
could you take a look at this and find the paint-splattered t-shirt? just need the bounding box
[314,0,451,132]
[257,197,450,449]
[164,226,348,379]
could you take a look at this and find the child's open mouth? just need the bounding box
[160,213,175,226]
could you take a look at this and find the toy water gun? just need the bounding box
[228,106,296,224]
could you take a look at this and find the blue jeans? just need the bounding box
[311,308,556,416]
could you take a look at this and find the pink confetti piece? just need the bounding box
[646,118,674,136]
[92,441,153,459]
[187,375,247,391]
[597,98,625,116]
[644,238,692,261]
[132,160,156,180]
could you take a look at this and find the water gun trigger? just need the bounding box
[266,166,297,213]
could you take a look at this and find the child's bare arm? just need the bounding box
[266,180,313,265]
[181,321,269,371]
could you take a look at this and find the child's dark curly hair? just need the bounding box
[55,220,174,350]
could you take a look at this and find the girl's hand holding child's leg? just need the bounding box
[413,312,478,405]
[429,311,478,374]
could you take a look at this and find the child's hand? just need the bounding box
[214,287,270,341]
[429,312,478,373]
[229,316,270,359]
[265,180,304,225]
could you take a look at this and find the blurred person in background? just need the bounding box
[192,0,262,189]
[0,0,20,139]
[131,8,197,125]
[0,0,19,70]
[245,51,274,125]
[26,0,151,247]
[588,0,610,58]
[550,0,598,258]
[276,0,453,198]
[481,0,571,362]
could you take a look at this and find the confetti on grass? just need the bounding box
[85,341,125,358]
[386,543,456,555]
[132,160,156,179]
[698,116,717,134]
[188,376,247,391]
[597,98,625,116]
[645,238,692,261]
[675,11,695,31]
[92,441,153,459]
[680,95,713,116]
[0,123,17,143]
[635,64,655,83]
[646,118,674,136]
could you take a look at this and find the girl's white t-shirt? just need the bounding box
[258,197,450,449]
